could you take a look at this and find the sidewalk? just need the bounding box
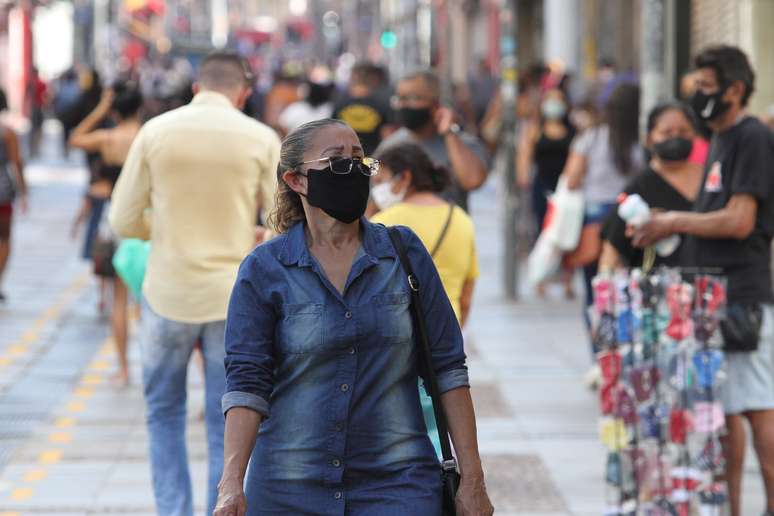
[0,142,766,514]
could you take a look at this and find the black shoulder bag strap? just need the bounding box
[386,228,460,484]
[429,204,455,258]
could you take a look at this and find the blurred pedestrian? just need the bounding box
[53,68,82,158]
[480,63,545,150]
[332,61,395,155]
[467,57,497,127]
[379,70,489,212]
[74,68,107,182]
[560,82,641,369]
[517,87,576,297]
[0,89,28,303]
[69,82,143,387]
[633,46,774,516]
[27,67,48,158]
[599,101,702,270]
[263,64,302,133]
[108,50,280,516]
[215,118,492,516]
[277,66,334,135]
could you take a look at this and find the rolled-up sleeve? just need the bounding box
[222,254,277,417]
[398,226,469,394]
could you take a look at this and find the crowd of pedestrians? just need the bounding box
[2,36,774,515]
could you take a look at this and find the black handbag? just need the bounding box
[720,302,763,352]
[387,227,460,516]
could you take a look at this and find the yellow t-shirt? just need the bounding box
[372,203,479,322]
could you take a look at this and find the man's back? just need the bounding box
[109,91,280,323]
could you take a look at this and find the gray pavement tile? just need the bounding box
[470,383,514,418]
[481,454,568,513]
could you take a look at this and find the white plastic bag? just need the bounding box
[527,232,563,287]
[542,177,584,252]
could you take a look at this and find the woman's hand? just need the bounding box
[629,210,677,248]
[213,478,247,516]
[455,474,494,516]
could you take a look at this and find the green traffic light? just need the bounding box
[380,30,397,49]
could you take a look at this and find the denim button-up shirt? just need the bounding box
[222,219,468,515]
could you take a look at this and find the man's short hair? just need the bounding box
[694,45,756,106]
[198,50,252,91]
[400,69,441,102]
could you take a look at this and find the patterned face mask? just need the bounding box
[692,350,724,389]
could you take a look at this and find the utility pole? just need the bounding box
[640,0,669,136]
[499,0,519,300]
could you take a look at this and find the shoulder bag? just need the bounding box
[429,204,455,258]
[387,226,460,516]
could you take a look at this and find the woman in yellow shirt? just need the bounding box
[371,142,479,326]
[371,141,479,325]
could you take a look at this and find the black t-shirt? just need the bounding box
[688,116,774,304]
[332,94,391,155]
[603,167,694,268]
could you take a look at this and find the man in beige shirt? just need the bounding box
[108,51,279,516]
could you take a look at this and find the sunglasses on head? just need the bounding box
[299,156,380,177]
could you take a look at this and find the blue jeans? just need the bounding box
[141,302,226,516]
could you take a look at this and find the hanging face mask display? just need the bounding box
[371,176,407,211]
[590,269,729,513]
[297,159,373,224]
[690,87,730,122]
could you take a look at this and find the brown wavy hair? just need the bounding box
[268,118,349,233]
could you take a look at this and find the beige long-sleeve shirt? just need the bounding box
[109,91,280,323]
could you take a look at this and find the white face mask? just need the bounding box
[371,179,407,210]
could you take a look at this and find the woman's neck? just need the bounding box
[651,158,692,177]
[651,158,702,200]
[304,209,360,249]
[403,191,445,205]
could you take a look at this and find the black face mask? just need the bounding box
[652,137,694,162]
[299,166,370,224]
[307,82,332,107]
[690,88,730,122]
[397,106,432,131]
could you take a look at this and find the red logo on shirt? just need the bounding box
[705,162,723,192]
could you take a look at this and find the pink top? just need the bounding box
[688,137,710,167]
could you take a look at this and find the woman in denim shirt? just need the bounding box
[214,119,493,516]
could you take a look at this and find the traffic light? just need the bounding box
[380,30,397,49]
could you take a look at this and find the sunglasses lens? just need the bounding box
[361,157,379,176]
[330,158,353,174]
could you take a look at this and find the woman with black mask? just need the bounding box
[599,101,703,270]
[215,119,493,516]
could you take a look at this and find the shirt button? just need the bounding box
[345,311,353,319]
[335,423,343,431]
[340,384,349,392]
[348,347,355,355]
[334,491,342,500]
[332,458,341,467]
